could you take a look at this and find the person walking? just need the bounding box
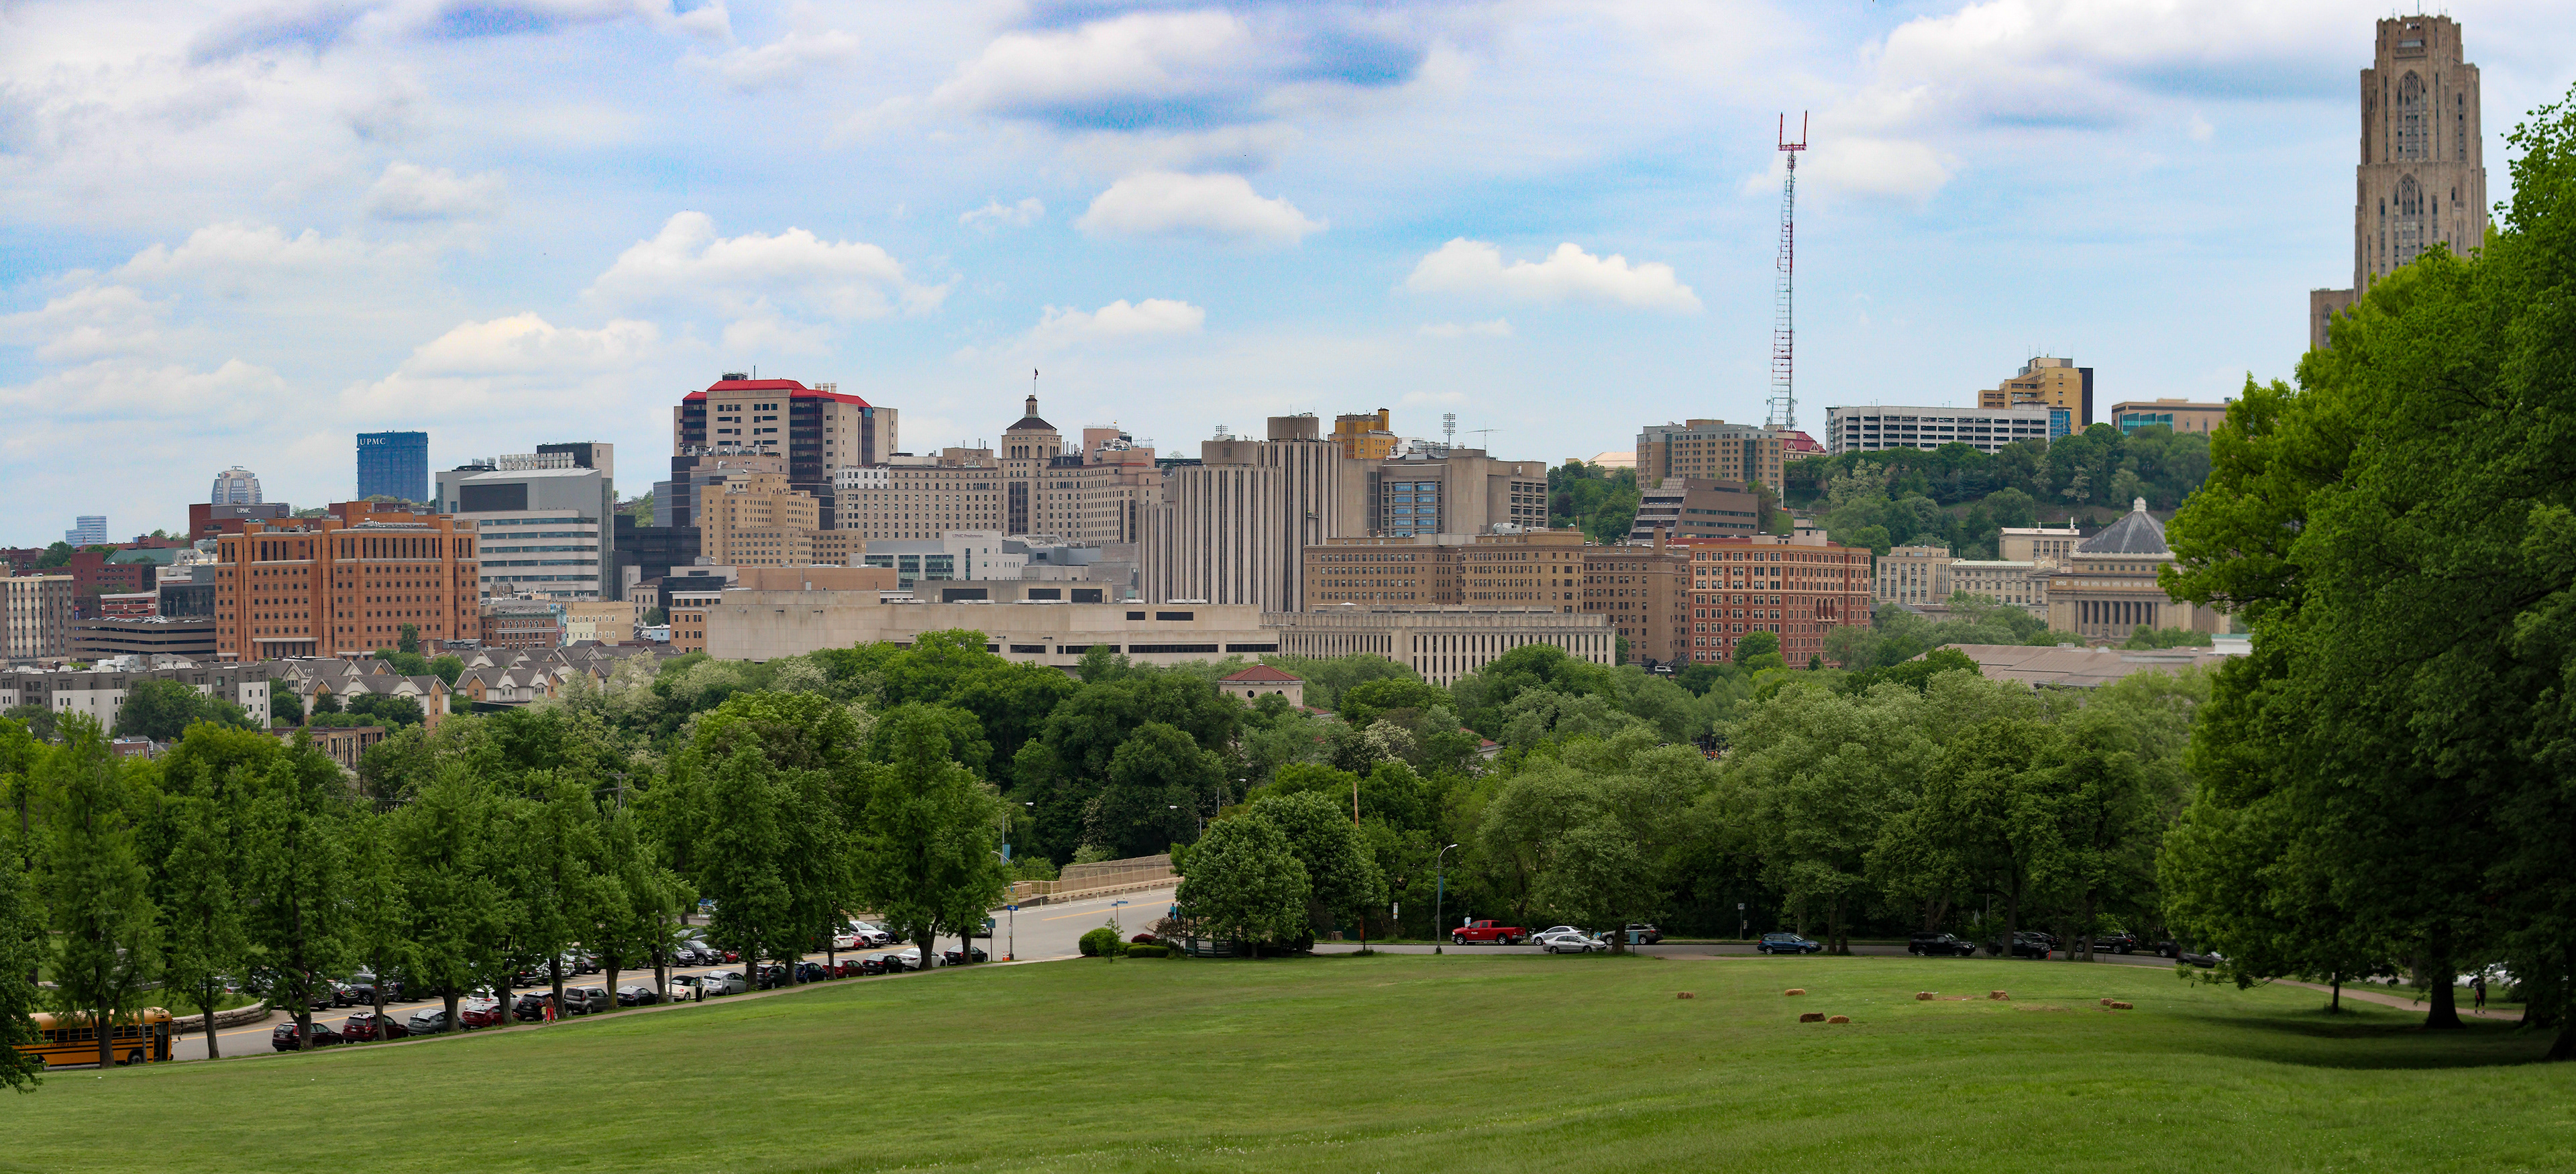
[2471,973,2487,1009]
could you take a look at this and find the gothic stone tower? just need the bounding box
[2309,15,2486,352]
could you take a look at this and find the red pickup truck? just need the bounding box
[1450,920,1527,945]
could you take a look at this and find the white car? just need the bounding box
[846,922,895,947]
[876,948,933,972]
[1538,928,1606,954]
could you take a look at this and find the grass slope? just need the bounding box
[5,955,2569,1173]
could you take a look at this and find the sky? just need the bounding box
[3,0,2571,545]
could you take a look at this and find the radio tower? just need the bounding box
[1766,112,1808,431]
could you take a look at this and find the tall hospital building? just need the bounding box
[2309,15,2487,351]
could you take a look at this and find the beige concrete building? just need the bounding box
[696,471,859,568]
[1302,528,1587,613]
[1267,606,1613,686]
[1930,642,2247,689]
[1580,537,1690,667]
[1874,545,1954,607]
[5,574,75,662]
[562,598,639,645]
[1978,356,2094,426]
[1145,416,1346,612]
[1627,477,1762,541]
[1634,420,1784,488]
[1945,560,2049,617]
[1998,523,2083,567]
[2110,399,2232,435]
[672,376,895,529]
[1344,447,1546,538]
[706,594,1278,669]
[2043,499,2228,641]
[2311,15,2487,352]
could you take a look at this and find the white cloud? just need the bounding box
[960,197,1045,230]
[1075,171,1322,246]
[1030,299,1206,348]
[933,9,1257,125]
[342,310,671,417]
[587,211,947,323]
[0,358,288,420]
[687,28,863,93]
[115,222,434,293]
[1743,136,1955,203]
[1418,319,1511,339]
[0,286,166,363]
[1403,239,1699,312]
[364,161,507,221]
[399,311,659,376]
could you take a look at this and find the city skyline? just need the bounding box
[4,1,2574,544]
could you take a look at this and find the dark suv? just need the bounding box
[2091,932,2139,955]
[511,992,557,1022]
[1984,932,2052,959]
[272,1020,342,1051]
[1908,932,1977,957]
[1756,933,1822,955]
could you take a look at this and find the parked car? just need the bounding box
[667,975,706,1000]
[570,952,599,975]
[2180,947,2224,969]
[1538,929,1606,954]
[513,992,557,1022]
[877,949,929,972]
[341,979,378,1005]
[1756,932,1823,955]
[511,967,548,988]
[272,1020,343,1051]
[406,1008,450,1034]
[1450,920,1528,946]
[1908,932,1978,957]
[702,970,749,995]
[563,987,611,1014]
[830,959,880,978]
[460,998,505,1028]
[847,921,894,947]
[341,1010,409,1040]
[616,983,662,1006]
[831,932,865,951]
[941,946,989,966]
[2092,932,2139,955]
[1984,932,2052,959]
[1621,924,1664,945]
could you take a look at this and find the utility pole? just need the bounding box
[1767,112,1809,433]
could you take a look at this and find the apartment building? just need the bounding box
[1823,404,2068,455]
[671,375,896,529]
[1978,356,2094,425]
[482,597,566,651]
[1627,477,1762,541]
[0,661,276,727]
[2110,399,2231,435]
[211,503,482,661]
[1581,536,1690,666]
[5,575,75,662]
[1676,533,1874,665]
[1145,416,1346,612]
[1634,420,1784,488]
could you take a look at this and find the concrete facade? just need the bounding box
[1265,606,1613,686]
[2042,499,2229,641]
[5,575,74,661]
[1824,404,2065,455]
[435,464,614,599]
[705,593,1277,670]
[1633,420,1784,489]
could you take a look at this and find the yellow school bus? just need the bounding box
[20,1008,174,1069]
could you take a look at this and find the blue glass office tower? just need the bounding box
[356,431,429,502]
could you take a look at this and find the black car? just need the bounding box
[941,946,990,966]
[616,983,661,1006]
[511,992,557,1022]
[2180,947,2224,969]
[1908,932,1978,957]
[2091,932,2139,955]
[1985,932,2052,959]
[1756,933,1822,955]
[272,1020,343,1051]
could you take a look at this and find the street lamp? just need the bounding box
[1434,843,1460,955]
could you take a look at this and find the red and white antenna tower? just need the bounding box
[1767,112,1808,431]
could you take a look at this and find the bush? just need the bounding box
[1078,926,1120,957]
[1124,943,1169,958]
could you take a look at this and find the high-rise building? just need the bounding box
[1635,421,1784,488]
[2310,15,2487,352]
[2108,399,2231,435]
[211,467,263,505]
[4,575,76,661]
[672,376,894,529]
[1331,409,1399,461]
[435,463,616,598]
[64,517,106,546]
[1824,405,2067,455]
[356,431,430,502]
[1144,416,1346,610]
[1343,445,1547,538]
[210,501,482,660]
[1977,357,2092,425]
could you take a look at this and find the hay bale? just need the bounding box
[2110,1001,2133,1010]
[2100,998,2115,1006]
[1916,992,1936,1001]
[1784,988,1806,996]
[1988,990,2010,1000]
[1798,1012,1826,1023]
[1826,1015,1850,1024]
[1676,992,1696,1000]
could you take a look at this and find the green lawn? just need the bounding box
[7,955,2570,1173]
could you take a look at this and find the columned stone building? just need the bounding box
[2043,499,2227,643]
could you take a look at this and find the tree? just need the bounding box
[340,811,407,1040]
[1175,816,1308,957]
[398,624,421,655]
[1733,630,1779,665]
[853,706,1008,972]
[34,541,72,569]
[517,773,606,1013]
[36,716,161,1069]
[593,803,688,1007]
[392,765,501,1033]
[345,695,426,729]
[1246,792,1384,944]
[0,850,44,1091]
[239,743,352,1048]
[1089,721,1220,857]
[1890,718,2059,959]
[112,678,252,741]
[1724,685,1927,952]
[159,793,249,1057]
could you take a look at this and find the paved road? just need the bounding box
[164,885,1180,1063]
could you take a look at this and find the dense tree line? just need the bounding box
[1790,424,2212,557]
[2157,89,2576,1057]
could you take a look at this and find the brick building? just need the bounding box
[1676,533,1874,666]
[211,502,482,661]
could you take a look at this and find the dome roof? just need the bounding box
[2079,498,2169,555]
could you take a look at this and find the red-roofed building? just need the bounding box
[672,374,897,530]
[1218,663,1304,708]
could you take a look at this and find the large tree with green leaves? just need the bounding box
[853,706,1008,971]
[36,716,161,1069]
[392,765,502,1032]
[158,792,249,1056]
[240,742,353,1047]
[1244,792,1384,944]
[1723,684,1929,953]
[0,849,45,1091]
[1175,816,1308,958]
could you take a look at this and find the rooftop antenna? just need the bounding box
[1767,111,1808,433]
[1442,413,1457,450]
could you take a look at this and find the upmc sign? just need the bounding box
[358,435,390,447]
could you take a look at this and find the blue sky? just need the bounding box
[4,0,2571,545]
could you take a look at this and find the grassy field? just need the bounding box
[5,953,2569,1173]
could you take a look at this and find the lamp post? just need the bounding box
[1434,843,1459,955]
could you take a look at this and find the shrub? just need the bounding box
[1078,926,1120,957]
[1130,932,1159,945]
[1124,944,1169,958]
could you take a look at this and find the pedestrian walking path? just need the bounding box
[2277,979,2523,1021]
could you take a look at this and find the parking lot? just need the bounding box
[173,887,1178,1061]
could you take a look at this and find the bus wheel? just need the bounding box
[128,1051,147,1066]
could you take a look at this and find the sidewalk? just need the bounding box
[2277,979,2524,1022]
